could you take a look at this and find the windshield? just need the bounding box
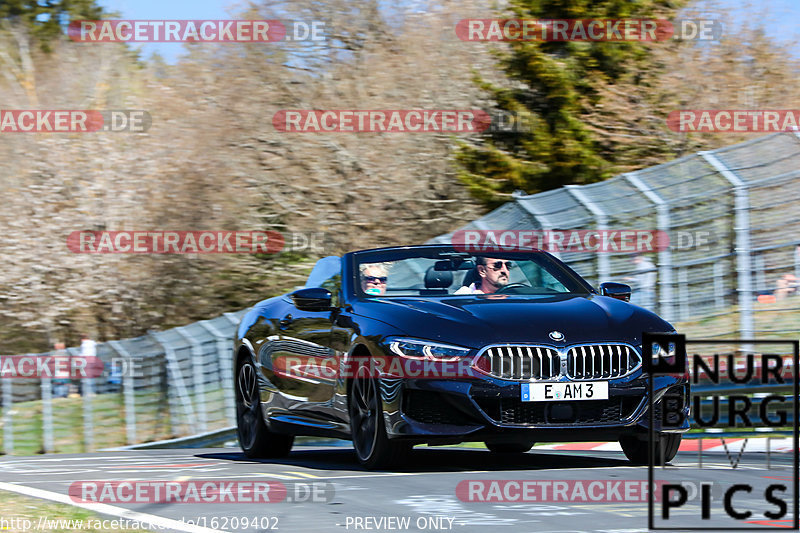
[353,248,591,297]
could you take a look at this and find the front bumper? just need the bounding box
[380,372,690,443]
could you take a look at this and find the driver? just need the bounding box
[455,257,511,294]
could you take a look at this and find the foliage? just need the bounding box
[455,0,690,206]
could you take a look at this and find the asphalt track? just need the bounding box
[0,444,795,533]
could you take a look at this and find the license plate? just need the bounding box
[521,381,608,402]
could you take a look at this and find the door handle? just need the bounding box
[279,314,293,329]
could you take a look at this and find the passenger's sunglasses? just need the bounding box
[486,261,513,271]
[363,276,387,284]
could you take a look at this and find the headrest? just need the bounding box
[461,267,481,288]
[424,266,453,289]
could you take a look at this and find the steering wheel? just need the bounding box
[494,282,530,294]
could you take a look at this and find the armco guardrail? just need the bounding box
[109,426,238,451]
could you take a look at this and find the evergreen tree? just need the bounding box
[0,0,105,49]
[455,0,687,207]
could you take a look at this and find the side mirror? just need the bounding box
[599,282,632,302]
[291,288,333,311]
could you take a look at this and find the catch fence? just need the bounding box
[429,131,800,340]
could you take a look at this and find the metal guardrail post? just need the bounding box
[565,185,610,286]
[108,341,136,445]
[152,332,197,436]
[176,327,208,434]
[625,172,675,322]
[700,151,755,340]
[198,321,236,426]
[40,374,54,453]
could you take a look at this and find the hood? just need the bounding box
[352,293,673,349]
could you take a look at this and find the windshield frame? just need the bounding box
[345,245,596,299]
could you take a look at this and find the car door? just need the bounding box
[273,267,342,422]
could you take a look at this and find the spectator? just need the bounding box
[74,333,97,397]
[107,359,123,392]
[775,274,798,300]
[51,342,69,398]
[629,254,656,309]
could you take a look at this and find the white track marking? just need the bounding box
[0,482,228,533]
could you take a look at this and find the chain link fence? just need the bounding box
[429,132,800,340]
[0,311,246,454]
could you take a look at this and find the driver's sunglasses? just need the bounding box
[487,261,513,271]
[364,276,387,284]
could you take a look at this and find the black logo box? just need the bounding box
[644,334,800,531]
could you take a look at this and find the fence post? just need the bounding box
[565,185,610,286]
[714,261,725,310]
[755,254,767,293]
[625,173,675,322]
[513,197,564,262]
[176,327,208,434]
[223,313,242,326]
[83,375,94,452]
[2,378,12,454]
[198,321,236,427]
[108,341,136,445]
[152,332,197,436]
[64,345,93,452]
[795,245,800,283]
[40,374,54,453]
[700,151,755,340]
[678,268,690,321]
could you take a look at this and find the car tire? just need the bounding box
[349,365,410,469]
[620,433,681,465]
[236,360,294,458]
[485,442,535,454]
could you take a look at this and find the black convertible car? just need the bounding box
[234,245,689,468]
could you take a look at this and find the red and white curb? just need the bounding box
[534,437,795,453]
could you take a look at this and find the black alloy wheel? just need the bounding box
[236,360,294,458]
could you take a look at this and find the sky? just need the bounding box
[96,0,238,62]
[97,0,800,64]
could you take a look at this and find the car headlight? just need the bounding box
[388,338,471,362]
